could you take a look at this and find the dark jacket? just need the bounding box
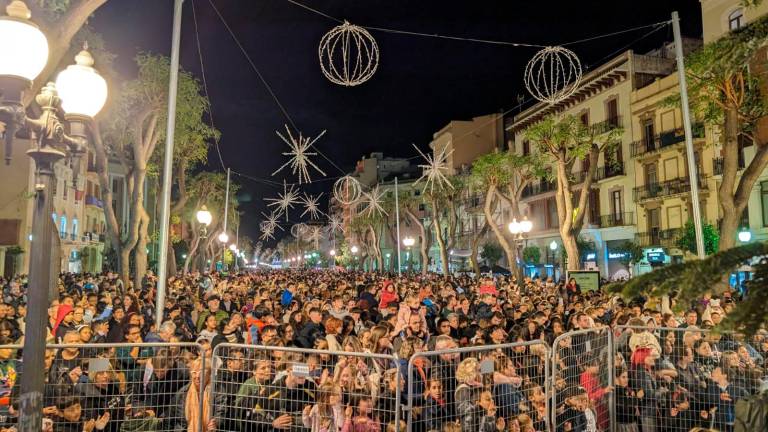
[294,322,325,348]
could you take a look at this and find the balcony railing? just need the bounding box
[635,227,684,247]
[522,180,557,198]
[630,123,704,157]
[591,116,623,135]
[633,176,708,202]
[597,212,634,228]
[713,157,745,176]
[594,163,625,181]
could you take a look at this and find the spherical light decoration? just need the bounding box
[524,46,582,105]
[333,175,362,206]
[319,21,379,87]
[329,249,336,256]
[218,232,229,243]
[549,241,558,251]
[350,245,359,254]
[56,46,108,118]
[0,1,49,81]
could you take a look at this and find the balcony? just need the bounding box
[591,116,623,135]
[633,176,708,202]
[635,227,684,247]
[631,123,704,158]
[596,212,634,228]
[84,232,106,243]
[594,163,625,181]
[713,157,745,176]
[522,180,557,198]
[85,194,104,208]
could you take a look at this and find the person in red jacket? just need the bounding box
[580,356,612,430]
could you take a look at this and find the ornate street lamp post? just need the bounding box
[0,3,107,430]
[403,236,415,273]
[508,216,533,280]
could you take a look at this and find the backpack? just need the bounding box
[734,391,768,432]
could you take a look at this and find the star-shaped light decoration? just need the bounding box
[260,211,284,233]
[259,224,276,241]
[327,214,344,233]
[308,225,323,249]
[360,185,388,218]
[265,181,301,221]
[413,143,454,194]
[272,125,328,184]
[300,193,324,220]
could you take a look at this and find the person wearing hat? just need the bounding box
[195,295,229,333]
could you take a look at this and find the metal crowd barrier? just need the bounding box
[551,327,614,432]
[0,342,206,432]
[406,339,551,432]
[211,342,402,432]
[612,325,768,432]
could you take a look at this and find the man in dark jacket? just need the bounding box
[294,308,325,348]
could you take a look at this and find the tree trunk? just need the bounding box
[431,198,450,277]
[134,207,150,290]
[470,220,490,276]
[119,248,131,291]
[717,107,768,250]
[168,243,177,277]
[484,184,516,270]
[405,208,430,275]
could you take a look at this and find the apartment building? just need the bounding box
[508,47,696,280]
[701,0,768,253]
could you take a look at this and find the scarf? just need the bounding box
[184,384,211,432]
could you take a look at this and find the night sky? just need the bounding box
[89,0,702,244]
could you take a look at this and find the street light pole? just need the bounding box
[155,0,184,329]
[395,177,402,275]
[672,11,706,259]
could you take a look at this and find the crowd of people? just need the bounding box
[0,269,763,432]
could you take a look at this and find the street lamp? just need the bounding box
[403,236,415,272]
[350,245,359,254]
[218,232,229,244]
[550,240,558,251]
[195,205,212,238]
[738,228,752,243]
[508,216,533,279]
[329,249,336,256]
[0,3,108,429]
[402,236,415,247]
[229,243,237,251]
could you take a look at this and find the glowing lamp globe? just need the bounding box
[195,206,212,226]
[55,46,108,118]
[549,241,558,251]
[329,249,336,256]
[508,219,521,235]
[218,232,229,243]
[229,244,237,251]
[350,245,359,254]
[519,217,533,233]
[0,1,49,82]
[402,237,415,247]
[738,230,752,242]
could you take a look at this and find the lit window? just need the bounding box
[60,215,67,235]
[729,8,744,31]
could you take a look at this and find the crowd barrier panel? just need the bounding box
[0,342,206,432]
[406,339,551,432]
[211,342,402,432]
[551,327,614,432]
[612,325,767,432]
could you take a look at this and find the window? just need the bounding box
[72,218,79,237]
[579,110,590,126]
[606,98,619,126]
[612,190,622,219]
[52,212,57,223]
[643,119,655,151]
[762,181,768,226]
[645,163,658,185]
[729,8,744,31]
[60,215,67,236]
[546,197,559,229]
[522,140,530,156]
[63,180,68,200]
